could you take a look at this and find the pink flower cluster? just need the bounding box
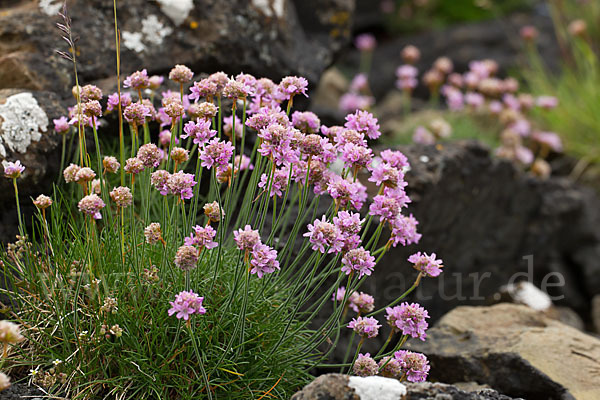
[168,290,206,321]
[184,225,218,250]
[386,302,429,340]
[347,316,381,338]
[394,350,430,382]
[233,225,280,278]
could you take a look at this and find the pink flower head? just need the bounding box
[174,245,199,271]
[234,225,261,251]
[396,64,418,79]
[353,353,378,377]
[110,186,133,208]
[279,76,309,99]
[200,138,234,169]
[159,129,178,146]
[536,95,558,110]
[394,350,430,382]
[223,78,253,100]
[123,69,150,90]
[124,158,145,174]
[341,143,373,169]
[169,64,194,84]
[386,302,429,340]
[250,243,280,278]
[124,103,152,126]
[303,216,343,254]
[2,160,25,179]
[413,126,435,145]
[332,286,351,303]
[292,111,321,134]
[182,120,216,145]
[380,149,409,170]
[333,211,363,251]
[189,79,218,100]
[349,292,375,314]
[334,128,366,147]
[53,116,70,134]
[339,93,375,113]
[408,252,443,277]
[465,92,485,109]
[149,75,164,89]
[350,73,369,92]
[224,115,243,140]
[151,170,171,195]
[184,225,218,249]
[355,33,376,51]
[107,92,132,112]
[327,175,367,210]
[378,356,402,378]
[532,131,563,152]
[368,162,405,188]
[258,167,290,198]
[168,290,205,320]
[167,171,197,200]
[341,247,375,278]
[344,110,380,140]
[390,214,421,247]
[333,211,363,236]
[369,192,410,223]
[78,194,105,220]
[347,316,381,338]
[137,143,162,168]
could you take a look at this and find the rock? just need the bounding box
[370,141,600,325]
[290,374,521,400]
[0,381,44,400]
[592,295,600,334]
[491,282,585,331]
[0,89,66,243]
[0,0,355,96]
[404,382,521,400]
[407,303,600,400]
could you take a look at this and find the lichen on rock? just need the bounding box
[0,92,48,155]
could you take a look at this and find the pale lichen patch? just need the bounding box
[0,92,48,155]
[156,0,194,26]
[123,15,174,53]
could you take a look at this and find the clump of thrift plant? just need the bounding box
[0,12,443,395]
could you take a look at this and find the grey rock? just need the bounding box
[369,141,599,324]
[407,303,600,400]
[0,0,355,96]
[290,373,521,400]
[592,295,600,334]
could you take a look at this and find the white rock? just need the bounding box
[0,92,48,155]
[348,376,407,399]
[157,0,194,26]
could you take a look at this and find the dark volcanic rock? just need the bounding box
[369,141,600,324]
[0,0,355,96]
[406,304,600,400]
[290,373,521,399]
[404,382,521,400]
[0,89,66,243]
[0,381,44,400]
